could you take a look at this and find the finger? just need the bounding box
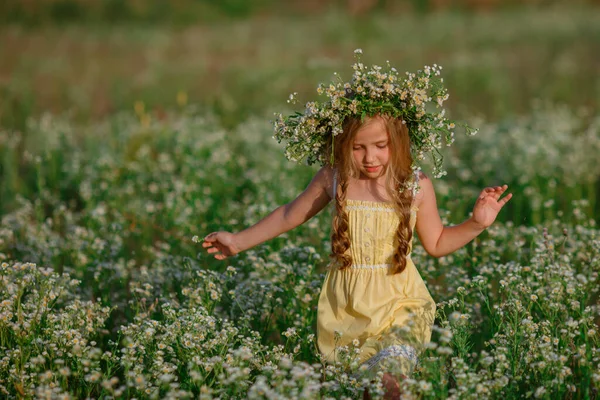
[202,241,213,248]
[486,185,504,199]
[204,232,219,241]
[491,188,503,200]
[215,254,227,260]
[499,192,513,206]
[495,185,509,199]
[207,247,220,254]
[479,190,491,200]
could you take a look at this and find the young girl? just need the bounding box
[202,55,512,398]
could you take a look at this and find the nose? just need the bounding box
[365,148,376,163]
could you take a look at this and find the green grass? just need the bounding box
[1,6,599,398]
[0,108,598,398]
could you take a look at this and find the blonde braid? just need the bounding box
[330,175,353,269]
[391,178,414,275]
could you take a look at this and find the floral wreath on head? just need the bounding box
[273,49,477,179]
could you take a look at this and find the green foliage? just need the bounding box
[1,6,599,397]
[0,108,599,398]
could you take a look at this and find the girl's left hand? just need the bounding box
[472,185,512,229]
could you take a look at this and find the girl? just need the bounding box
[203,56,512,398]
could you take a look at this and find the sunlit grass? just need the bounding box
[1,6,599,130]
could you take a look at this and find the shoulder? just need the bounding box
[311,165,336,199]
[416,170,428,183]
[413,171,432,208]
[315,165,335,182]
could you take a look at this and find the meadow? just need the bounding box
[1,4,600,399]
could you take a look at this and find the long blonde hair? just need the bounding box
[328,115,415,275]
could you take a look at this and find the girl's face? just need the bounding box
[352,116,390,179]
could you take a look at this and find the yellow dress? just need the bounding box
[317,190,436,378]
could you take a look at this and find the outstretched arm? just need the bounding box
[203,166,334,260]
[415,173,512,258]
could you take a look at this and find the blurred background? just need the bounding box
[1,0,599,128]
[1,0,600,227]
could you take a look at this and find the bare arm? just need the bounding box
[203,166,334,259]
[415,173,512,258]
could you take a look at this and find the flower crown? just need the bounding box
[273,49,477,178]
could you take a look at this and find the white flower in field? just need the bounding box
[541,335,551,343]
[534,386,547,398]
[40,370,53,381]
[419,380,432,391]
[481,356,494,367]
[280,356,293,369]
[437,346,453,355]
[449,311,461,323]
[133,374,146,386]
[559,355,568,363]
[85,371,102,383]
[570,300,580,310]
[424,342,438,350]
[159,373,175,383]
[476,383,489,394]
[439,329,453,343]
[101,377,119,390]
[283,327,297,338]
[234,346,253,361]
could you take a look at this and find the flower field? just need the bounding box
[1,4,600,399]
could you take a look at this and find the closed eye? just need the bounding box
[353,142,388,150]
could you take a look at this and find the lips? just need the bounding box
[364,165,381,172]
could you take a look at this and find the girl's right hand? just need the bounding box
[202,232,241,260]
